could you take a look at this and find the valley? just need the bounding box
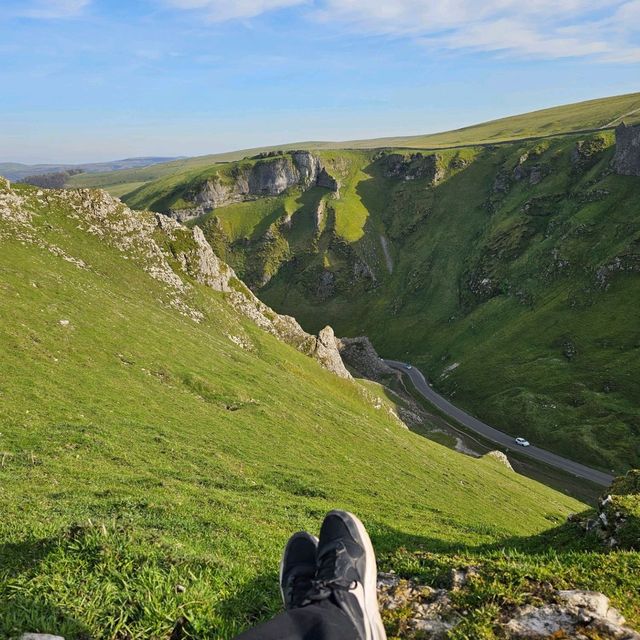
[2,92,639,639]
[86,95,640,475]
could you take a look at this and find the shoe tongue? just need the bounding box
[316,540,358,584]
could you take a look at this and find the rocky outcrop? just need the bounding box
[504,590,637,640]
[572,136,607,171]
[513,153,548,185]
[378,571,639,640]
[0,181,351,379]
[612,123,640,176]
[310,326,351,379]
[381,153,444,185]
[571,469,639,549]
[337,336,395,381]
[0,176,10,191]
[169,151,339,222]
[484,450,514,471]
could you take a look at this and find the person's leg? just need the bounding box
[233,511,386,640]
[234,601,359,640]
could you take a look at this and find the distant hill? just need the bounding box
[0,156,182,182]
[66,91,640,197]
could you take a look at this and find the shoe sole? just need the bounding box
[327,510,387,640]
[278,531,319,608]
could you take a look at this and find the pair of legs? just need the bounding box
[235,511,386,640]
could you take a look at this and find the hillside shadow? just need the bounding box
[0,537,92,640]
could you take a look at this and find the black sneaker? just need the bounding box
[311,510,386,640]
[279,531,319,609]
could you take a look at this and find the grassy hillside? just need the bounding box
[125,126,640,473]
[341,91,640,149]
[2,180,638,638]
[67,92,640,198]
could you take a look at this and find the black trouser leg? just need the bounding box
[234,601,359,640]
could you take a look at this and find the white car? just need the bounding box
[406,365,412,370]
[515,437,531,447]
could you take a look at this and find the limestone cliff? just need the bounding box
[612,123,640,176]
[169,151,339,222]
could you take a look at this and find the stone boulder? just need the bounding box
[309,326,352,379]
[484,450,514,471]
[337,336,395,381]
[612,123,640,176]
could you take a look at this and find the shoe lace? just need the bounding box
[306,544,357,603]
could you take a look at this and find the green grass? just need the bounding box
[341,91,640,149]
[4,183,630,639]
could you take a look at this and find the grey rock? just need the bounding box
[484,450,514,471]
[316,269,336,300]
[337,336,395,381]
[504,591,639,639]
[529,165,544,184]
[450,566,480,590]
[493,169,511,193]
[168,151,338,221]
[572,136,607,171]
[20,635,65,640]
[311,326,352,379]
[381,152,444,185]
[612,123,640,176]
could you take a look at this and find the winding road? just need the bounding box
[384,359,614,486]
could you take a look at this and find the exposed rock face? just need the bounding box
[381,153,444,185]
[485,450,514,471]
[311,326,352,379]
[338,336,395,381]
[571,469,639,549]
[572,136,607,171]
[377,570,638,640]
[613,123,640,176]
[169,151,339,222]
[504,590,637,639]
[378,572,459,639]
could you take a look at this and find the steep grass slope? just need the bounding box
[67,92,640,197]
[5,180,634,638]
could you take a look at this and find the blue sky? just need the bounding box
[1,0,639,164]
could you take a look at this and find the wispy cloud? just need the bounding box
[8,0,91,19]
[316,0,640,63]
[164,0,640,62]
[164,0,308,22]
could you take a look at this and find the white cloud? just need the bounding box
[12,0,91,19]
[314,0,640,62]
[165,0,308,22]
[163,0,640,62]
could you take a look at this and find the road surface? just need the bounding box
[384,359,614,486]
